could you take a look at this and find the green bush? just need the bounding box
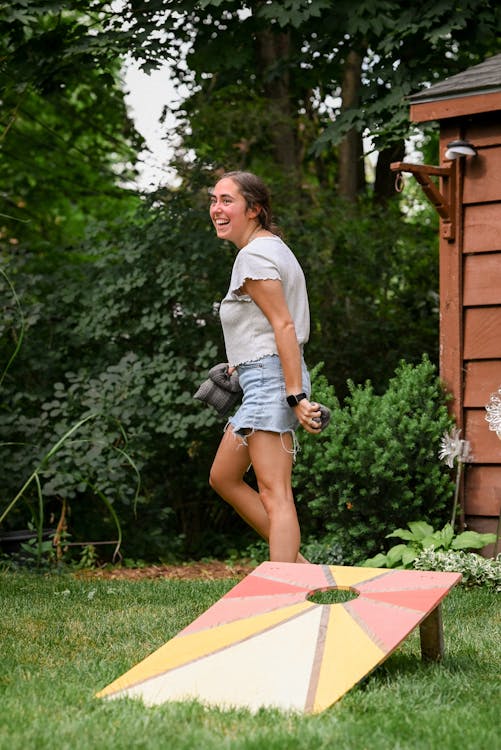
[0,194,229,561]
[286,197,440,400]
[362,520,497,569]
[293,356,455,563]
[414,549,501,591]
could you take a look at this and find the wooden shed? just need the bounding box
[395,54,501,547]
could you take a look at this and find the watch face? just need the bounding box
[287,393,306,407]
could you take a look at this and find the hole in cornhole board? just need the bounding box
[307,586,359,605]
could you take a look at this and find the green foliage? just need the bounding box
[134,0,501,188]
[0,266,25,388]
[0,412,130,566]
[309,1,501,152]
[0,1,143,253]
[285,196,440,396]
[293,356,455,563]
[0,187,234,560]
[301,535,345,565]
[414,549,501,591]
[75,543,100,571]
[11,524,58,570]
[363,521,497,569]
[258,0,333,29]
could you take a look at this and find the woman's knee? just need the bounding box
[258,484,294,515]
[209,463,239,497]
[209,465,222,493]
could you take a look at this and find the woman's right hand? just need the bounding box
[294,399,322,434]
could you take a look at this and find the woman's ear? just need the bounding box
[247,204,262,220]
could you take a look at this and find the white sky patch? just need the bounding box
[122,59,186,190]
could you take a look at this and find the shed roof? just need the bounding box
[409,53,501,104]
[409,53,501,122]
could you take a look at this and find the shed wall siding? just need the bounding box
[464,204,501,252]
[463,144,501,204]
[410,66,501,548]
[445,115,501,534]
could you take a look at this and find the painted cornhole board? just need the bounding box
[96,562,461,714]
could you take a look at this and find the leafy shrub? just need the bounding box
[0,195,229,560]
[301,535,345,565]
[413,549,501,591]
[293,356,455,563]
[363,520,496,569]
[287,197,440,400]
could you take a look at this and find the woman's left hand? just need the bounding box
[294,399,322,434]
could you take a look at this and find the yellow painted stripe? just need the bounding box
[97,600,314,698]
[327,565,386,588]
[312,605,385,713]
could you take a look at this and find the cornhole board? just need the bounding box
[96,562,461,714]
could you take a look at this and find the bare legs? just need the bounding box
[209,426,307,563]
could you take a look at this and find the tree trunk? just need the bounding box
[338,49,365,201]
[256,28,299,178]
[373,140,406,203]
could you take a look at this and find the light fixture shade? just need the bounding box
[444,139,477,160]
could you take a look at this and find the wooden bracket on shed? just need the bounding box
[390,160,456,241]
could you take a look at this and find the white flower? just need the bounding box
[438,427,472,468]
[485,387,501,440]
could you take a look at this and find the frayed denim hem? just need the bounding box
[224,421,300,461]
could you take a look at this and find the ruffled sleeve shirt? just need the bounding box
[219,235,310,367]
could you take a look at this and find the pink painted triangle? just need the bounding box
[224,574,310,599]
[180,593,308,635]
[356,569,461,593]
[345,598,423,653]
[362,587,450,612]
[253,561,335,590]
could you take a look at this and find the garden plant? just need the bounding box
[293,357,456,564]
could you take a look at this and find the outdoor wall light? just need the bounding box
[444,139,478,160]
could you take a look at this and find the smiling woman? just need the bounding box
[209,179,255,247]
[207,170,323,564]
[209,173,278,246]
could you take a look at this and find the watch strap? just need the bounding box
[286,392,307,407]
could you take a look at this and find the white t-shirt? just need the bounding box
[219,236,310,367]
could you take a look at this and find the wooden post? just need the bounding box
[419,604,445,661]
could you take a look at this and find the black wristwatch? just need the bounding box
[286,392,307,407]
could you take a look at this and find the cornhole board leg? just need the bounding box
[419,604,444,661]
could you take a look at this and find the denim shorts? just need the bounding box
[227,354,311,445]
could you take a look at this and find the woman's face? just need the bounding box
[209,177,258,248]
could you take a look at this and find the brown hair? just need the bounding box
[219,171,280,234]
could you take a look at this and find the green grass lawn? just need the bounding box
[0,571,499,750]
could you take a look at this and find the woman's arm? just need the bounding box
[242,278,320,432]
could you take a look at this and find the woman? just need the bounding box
[208,171,321,563]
